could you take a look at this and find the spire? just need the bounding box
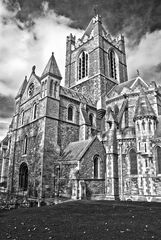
[41,52,62,80]
[133,88,156,121]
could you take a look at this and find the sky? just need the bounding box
[1,0,161,140]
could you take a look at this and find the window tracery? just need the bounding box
[109,50,117,80]
[78,51,88,80]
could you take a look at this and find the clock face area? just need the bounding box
[28,83,34,97]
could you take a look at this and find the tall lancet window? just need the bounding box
[19,162,28,191]
[23,136,28,154]
[49,80,54,96]
[94,155,100,179]
[109,49,117,80]
[78,51,88,80]
[68,106,73,121]
[33,103,37,120]
[156,146,161,174]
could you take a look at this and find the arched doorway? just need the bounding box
[19,162,28,191]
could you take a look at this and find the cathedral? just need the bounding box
[1,14,161,202]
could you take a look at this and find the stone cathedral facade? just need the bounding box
[1,15,161,202]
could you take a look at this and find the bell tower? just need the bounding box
[65,14,128,109]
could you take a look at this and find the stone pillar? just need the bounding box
[118,141,124,200]
[79,180,86,199]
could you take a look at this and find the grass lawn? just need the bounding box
[0,200,161,240]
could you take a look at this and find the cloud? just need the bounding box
[0,94,14,140]
[0,1,83,140]
[0,94,14,118]
[127,30,161,83]
[1,0,161,140]
[0,1,83,96]
[5,0,161,45]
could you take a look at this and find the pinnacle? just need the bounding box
[41,52,62,80]
[134,88,156,121]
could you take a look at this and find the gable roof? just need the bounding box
[130,76,149,90]
[61,137,97,162]
[134,88,156,121]
[15,76,28,99]
[107,77,150,97]
[41,52,62,80]
[60,86,96,107]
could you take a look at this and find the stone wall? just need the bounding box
[9,118,45,197]
[79,138,106,179]
[85,180,105,199]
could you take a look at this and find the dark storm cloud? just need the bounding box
[5,0,161,46]
[0,94,14,118]
[155,63,161,73]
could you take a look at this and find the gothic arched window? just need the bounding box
[78,51,88,80]
[109,49,117,80]
[125,107,128,128]
[149,120,152,131]
[94,155,100,179]
[23,136,28,154]
[129,148,138,175]
[21,111,24,125]
[68,106,73,121]
[41,82,45,98]
[19,162,28,191]
[49,80,54,96]
[89,113,94,126]
[156,146,161,174]
[33,103,37,120]
[54,82,58,97]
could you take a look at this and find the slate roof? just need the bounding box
[134,88,156,121]
[41,52,62,80]
[108,79,135,96]
[61,137,97,161]
[60,86,96,107]
[107,77,149,97]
